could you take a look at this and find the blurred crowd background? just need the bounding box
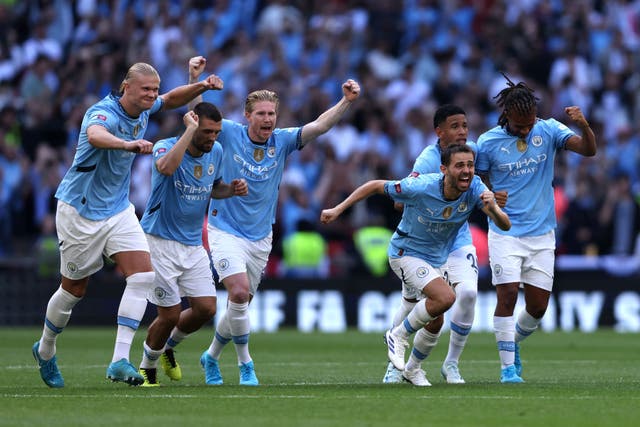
[1,0,639,279]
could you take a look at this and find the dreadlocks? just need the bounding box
[494,73,539,128]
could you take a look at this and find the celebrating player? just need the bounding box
[476,75,596,383]
[32,59,223,388]
[160,57,360,386]
[322,144,511,386]
[136,103,247,386]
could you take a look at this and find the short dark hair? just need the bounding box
[433,104,466,129]
[193,102,222,122]
[441,143,474,166]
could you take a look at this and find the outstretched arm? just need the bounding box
[300,79,360,147]
[563,106,596,157]
[320,179,385,224]
[480,190,511,231]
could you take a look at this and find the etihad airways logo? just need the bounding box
[498,153,547,175]
[233,154,278,181]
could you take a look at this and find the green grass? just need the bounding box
[1,327,638,427]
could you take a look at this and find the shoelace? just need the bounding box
[164,350,178,368]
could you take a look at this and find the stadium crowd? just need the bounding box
[1,0,639,276]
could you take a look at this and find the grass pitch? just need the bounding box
[1,327,638,427]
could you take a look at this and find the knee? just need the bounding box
[438,287,456,311]
[157,307,180,327]
[527,306,547,319]
[193,303,217,321]
[225,281,250,303]
[454,284,477,308]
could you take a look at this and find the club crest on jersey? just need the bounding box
[208,164,214,175]
[66,262,78,274]
[194,165,203,178]
[532,135,543,147]
[443,206,453,219]
[267,146,276,158]
[457,202,468,212]
[253,148,264,162]
[516,139,528,152]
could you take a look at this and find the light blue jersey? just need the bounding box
[141,137,223,246]
[476,118,574,236]
[385,173,488,267]
[208,119,301,241]
[55,92,163,220]
[412,141,478,251]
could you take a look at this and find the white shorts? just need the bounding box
[389,255,446,301]
[56,201,149,280]
[146,234,216,307]
[445,244,478,287]
[207,224,272,295]
[488,229,555,291]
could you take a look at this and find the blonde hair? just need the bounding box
[244,90,279,113]
[119,63,160,93]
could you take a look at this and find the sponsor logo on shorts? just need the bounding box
[66,262,78,274]
[494,264,503,276]
[154,287,167,300]
[218,259,229,271]
[416,267,428,278]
